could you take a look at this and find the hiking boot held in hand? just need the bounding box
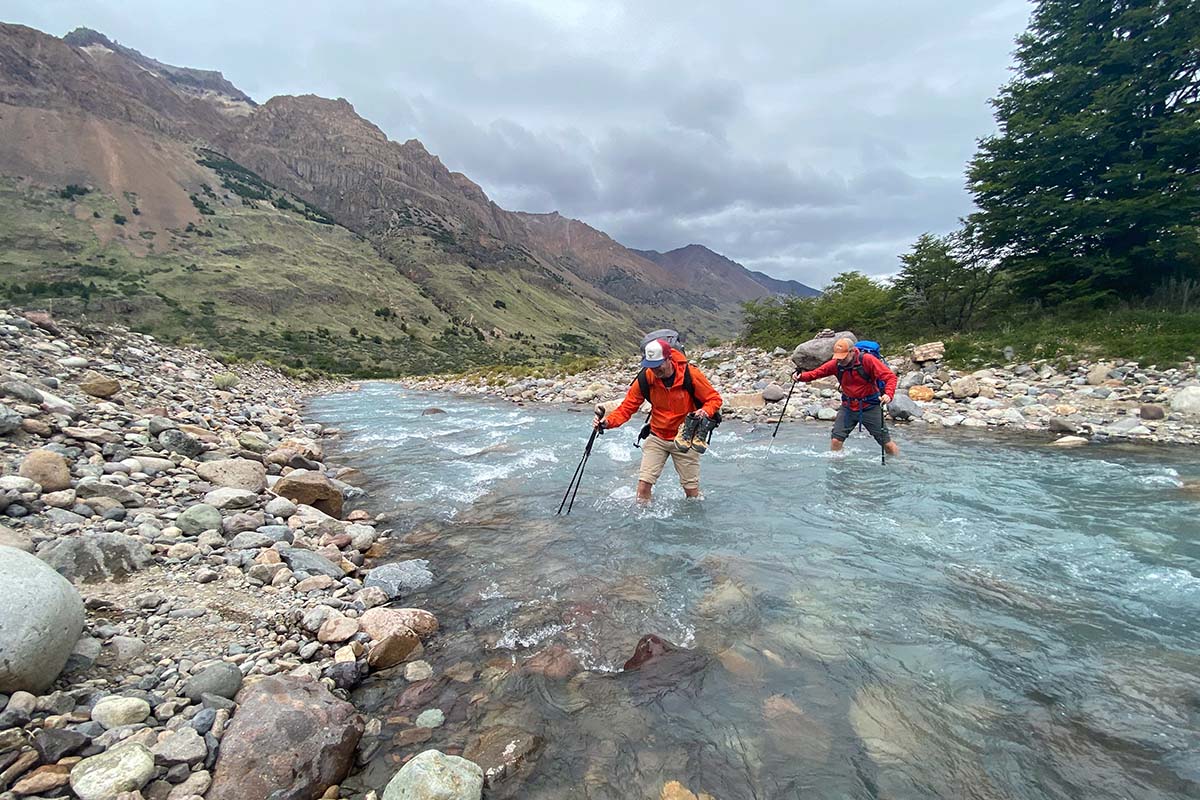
[674,412,701,452]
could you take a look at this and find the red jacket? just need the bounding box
[605,350,723,440]
[801,349,897,411]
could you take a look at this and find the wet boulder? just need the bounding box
[365,559,433,598]
[0,545,85,693]
[381,749,483,800]
[887,394,922,421]
[207,675,363,800]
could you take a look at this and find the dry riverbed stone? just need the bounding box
[18,448,72,492]
[70,742,155,800]
[0,545,85,693]
[207,675,363,800]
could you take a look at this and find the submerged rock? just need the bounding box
[463,726,542,788]
[365,560,434,598]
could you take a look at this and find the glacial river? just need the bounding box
[310,383,1200,800]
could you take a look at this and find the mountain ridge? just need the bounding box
[0,22,814,373]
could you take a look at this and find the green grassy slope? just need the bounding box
[0,176,499,374]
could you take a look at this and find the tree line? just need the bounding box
[744,0,1200,356]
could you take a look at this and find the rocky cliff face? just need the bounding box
[62,27,255,108]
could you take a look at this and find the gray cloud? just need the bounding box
[6,0,1032,287]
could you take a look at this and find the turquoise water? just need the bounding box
[310,383,1200,800]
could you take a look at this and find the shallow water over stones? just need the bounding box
[311,383,1200,800]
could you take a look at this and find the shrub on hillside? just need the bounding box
[212,372,239,390]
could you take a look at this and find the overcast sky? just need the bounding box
[9,0,1031,288]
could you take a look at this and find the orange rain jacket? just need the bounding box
[604,349,723,440]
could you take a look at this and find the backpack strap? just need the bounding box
[636,368,650,402]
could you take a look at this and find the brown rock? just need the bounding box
[359,607,438,640]
[20,418,52,437]
[0,523,33,552]
[196,459,267,492]
[391,727,432,748]
[366,630,420,670]
[661,781,699,800]
[273,470,342,518]
[522,645,579,680]
[78,371,121,398]
[18,448,72,492]
[1139,404,1166,420]
[463,725,542,787]
[295,575,334,592]
[317,614,359,643]
[206,676,362,800]
[22,311,61,335]
[910,341,945,363]
[13,763,71,794]
[907,385,934,402]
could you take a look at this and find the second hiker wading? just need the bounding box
[595,338,722,502]
[793,337,900,457]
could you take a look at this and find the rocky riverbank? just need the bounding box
[0,310,481,800]
[400,337,1200,447]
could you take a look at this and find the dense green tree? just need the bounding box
[968,0,1200,304]
[894,228,999,329]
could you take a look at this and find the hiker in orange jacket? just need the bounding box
[793,337,899,455]
[594,338,722,502]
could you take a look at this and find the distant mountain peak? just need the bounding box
[636,244,819,299]
[63,26,256,107]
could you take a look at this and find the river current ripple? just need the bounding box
[310,383,1200,800]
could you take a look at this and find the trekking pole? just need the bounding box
[881,403,888,466]
[557,405,605,515]
[772,377,799,440]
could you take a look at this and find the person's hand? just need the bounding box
[791,371,803,382]
[880,394,892,405]
[593,416,606,431]
[693,409,708,420]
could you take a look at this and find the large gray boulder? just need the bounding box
[382,749,483,800]
[1171,385,1200,416]
[0,545,84,693]
[887,394,923,421]
[38,533,152,582]
[791,331,857,371]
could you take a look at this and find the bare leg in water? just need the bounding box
[637,480,701,502]
[830,439,899,456]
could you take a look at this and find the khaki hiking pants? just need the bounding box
[638,434,701,490]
